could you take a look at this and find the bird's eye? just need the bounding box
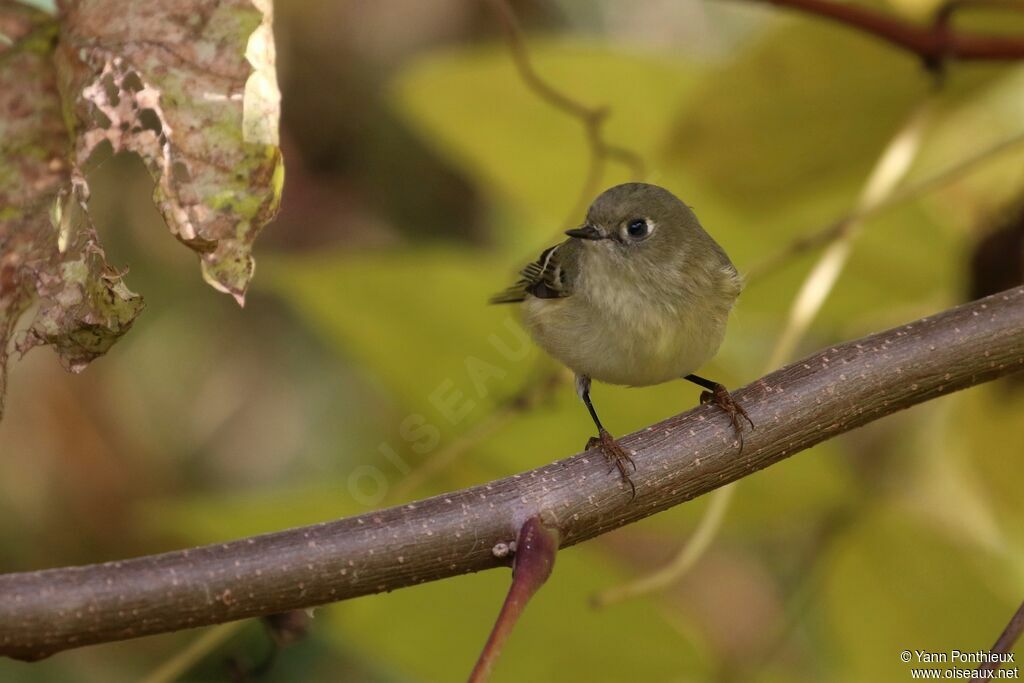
[625,218,650,240]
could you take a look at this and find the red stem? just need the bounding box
[468,517,560,683]
[748,0,1024,61]
[972,599,1024,681]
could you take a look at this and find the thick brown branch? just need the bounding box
[2,287,1023,661]
[742,0,1024,61]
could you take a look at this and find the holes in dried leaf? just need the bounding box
[137,108,163,137]
[121,71,144,93]
[81,139,115,175]
[172,161,191,184]
[100,73,120,106]
[90,107,112,130]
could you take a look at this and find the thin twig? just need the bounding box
[389,369,563,501]
[973,598,1024,680]
[1,286,1022,661]
[935,0,1024,30]
[738,0,1024,64]
[592,483,736,607]
[766,100,933,366]
[486,0,645,227]
[747,128,1024,283]
[138,622,243,683]
[750,508,859,674]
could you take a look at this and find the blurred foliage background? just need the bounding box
[3,0,1024,681]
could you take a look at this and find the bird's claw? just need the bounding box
[585,429,637,499]
[699,384,754,454]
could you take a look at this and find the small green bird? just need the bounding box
[492,183,751,496]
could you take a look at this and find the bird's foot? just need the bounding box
[699,384,754,453]
[585,429,637,500]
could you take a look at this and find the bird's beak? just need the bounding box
[564,224,604,240]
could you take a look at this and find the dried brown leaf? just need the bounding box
[0,2,142,416]
[56,0,283,304]
[0,0,281,417]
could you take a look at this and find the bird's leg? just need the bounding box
[576,375,636,499]
[684,373,754,452]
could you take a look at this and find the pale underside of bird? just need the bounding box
[492,183,752,498]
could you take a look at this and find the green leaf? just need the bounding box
[138,484,369,545]
[664,19,927,214]
[822,506,1016,682]
[913,66,1024,228]
[261,248,538,422]
[957,385,1024,568]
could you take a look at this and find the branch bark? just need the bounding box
[2,287,1023,661]
[742,0,1024,62]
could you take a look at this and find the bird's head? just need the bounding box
[565,183,704,270]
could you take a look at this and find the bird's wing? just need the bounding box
[490,240,575,304]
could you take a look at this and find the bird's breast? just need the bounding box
[522,276,732,387]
